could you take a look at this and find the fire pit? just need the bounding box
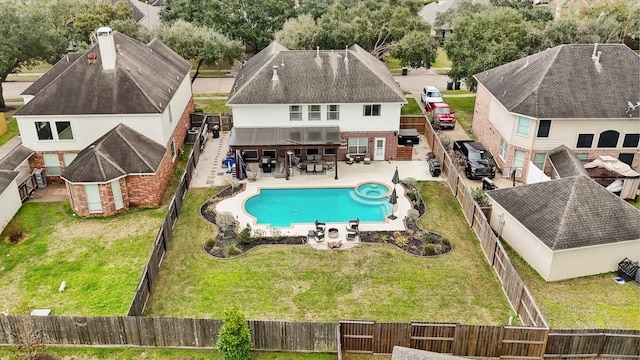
[328,228,339,239]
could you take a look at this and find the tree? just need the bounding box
[581,0,640,46]
[216,304,252,360]
[275,14,318,49]
[0,1,67,110]
[391,31,438,69]
[443,7,530,91]
[155,20,243,83]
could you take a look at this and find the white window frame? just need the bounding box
[532,153,546,170]
[243,150,258,160]
[85,184,103,213]
[111,180,124,210]
[348,137,368,154]
[289,105,302,121]
[513,150,526,168]
[35,121,53,140]
[516,117,530,136]
[170,140,176,159]
[308,105,321,121]
[499,139,508,160]
[55,121,74,140]
[43,154,61,175]
[363,104,381,117]
[327,105,339,120]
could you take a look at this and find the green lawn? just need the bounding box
[383,56,402,70]
[195,99,231,113]
[0,111,20,146]
[188,59,234,70]
[194,93,229,98]
[0,347,336,360]
[191,71,228,78]
[0,202,164,316]
[443,96,475,134]
[401,97,423,115]
[431,48,452,69]
[144,185,515,324]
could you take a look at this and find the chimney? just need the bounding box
[272,65,279,81]
[96,26,117,71]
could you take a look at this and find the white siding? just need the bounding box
[488,98,514,141]
[0,179,22,234]
[232,103,401,131]
[161,75,192,144]
[530,118,640,151]
[548,240,640,281]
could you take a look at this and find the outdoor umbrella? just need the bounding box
[391,166,400,186]
[388,188,398,220]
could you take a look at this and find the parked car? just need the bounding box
[427,102,456,129]
[420,86,443,104]
[453,140,496,180]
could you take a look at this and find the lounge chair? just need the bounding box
[246,170,257,181]
[315,220,326,233]
[347,218,360,233]
[346,232,358,242]
[315,164,324,173]
[345,153,355,165]
[306,163,315,173]
[308,230,324,243]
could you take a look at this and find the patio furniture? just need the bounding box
[346,232,358,242]
[306,163,315,173]
[363,154,371,164]
[346,153,355,165]
[347,218,360,233]
[315,220,326,233]
[308,229,324,243]
[315,164,324,173]
[246,170,258,181]
[328,227,339,239]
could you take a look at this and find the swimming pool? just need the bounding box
[244,184,392,227]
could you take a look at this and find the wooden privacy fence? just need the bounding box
[422,117,548,329]
[127,134,203,316]
[0,317,336,352]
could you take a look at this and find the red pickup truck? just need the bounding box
[426,102,456,129]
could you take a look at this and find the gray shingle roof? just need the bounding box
[547,145,589,178]
[486,175,640,250]
[0,146,33,171]
[0,171,19,194]
[17,32,190,116]
[61,124,165,183]
[227,41,406,105]
[474,44,640,119]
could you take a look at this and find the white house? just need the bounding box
[486,175,640,282]
[14,27,193,216]
[226,41,407,179]
[472,44,640,182]
[0,171,21,234]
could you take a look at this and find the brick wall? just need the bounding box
[338,130,397,161]
[67,178,130,217]
[28,151,79,184]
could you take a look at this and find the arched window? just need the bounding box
[597,130,619,148]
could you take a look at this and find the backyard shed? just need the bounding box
[486,175,640,281]
[0,171,21,234]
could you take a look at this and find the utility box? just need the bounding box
[186,128,198,143]
[33,168,47,189]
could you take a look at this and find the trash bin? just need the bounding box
[454,80,461,90]
[186,128,198,143]
[401,67,408,76]
[212,124,220,138]
[446,80,453,90]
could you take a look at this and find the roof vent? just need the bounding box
[316,46,319,58]
[116,44,122,55]
[591,43,602,72]
[280,58,284,67]
[272,65,279,81]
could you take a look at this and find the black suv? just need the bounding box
[453,140,496,180]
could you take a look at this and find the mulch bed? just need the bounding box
[201,183,451,258]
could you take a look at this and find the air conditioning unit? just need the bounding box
[33,168,47,189]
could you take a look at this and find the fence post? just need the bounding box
[595,333,606,357]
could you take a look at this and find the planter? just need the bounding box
[328,228,339,239]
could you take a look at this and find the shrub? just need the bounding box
[237,225,251,245]
[7,223,24,244]
[471,187,490,207]
[251,228,266,239]
[379,234,388,242]
[204,238,217,251]
[408,192,416,201]
[229,179,241,194]
[217,304,252,360]
[225,244,241,257]
[269,228,283,240]
[439,133,453,151]
[451,151,466,169]
[395,236,408,248]
[442,238,451,247]
[423,244,437,256]
[424,236,437,244]
[402,177,417,188]
[407,208,420,221]
[428,111,441,131]
[393,231,402,239]
[216,212,236,230]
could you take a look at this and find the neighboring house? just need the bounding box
[418,0,489,44]
[14,27,193,216]
[226,41,407,175]
[472,44,640,183]
[486,175,640,282]
[0,171,21,234]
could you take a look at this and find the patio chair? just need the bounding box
[363,154,371,164]
[315,220,326,233]
[346,232,358,242]
[306,163,315,173]
[315,164,324,173]
[347,218,360,233]
[246,169,257,181]
[345,153,355,165]
[308,230,324,243]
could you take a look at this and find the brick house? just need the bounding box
[14,27,193,216]
[472,43,640,182]
[226,42,407,179]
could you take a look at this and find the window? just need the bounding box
[293,149,301,156]
[170,140,176,159]
[348,137,368,154]
[262,149,276,158]
[168,103,173,123]
[623,134,639,148]
[308,105,321,120]
[363,104,381,116]
[289,105,302,121]
[111,180,124,210]
[43,154,61,175]
[499,139,508,160]
[533,153,546,170]
[575,153,589,164]
[597,130,619,148]
[517,117,530,135]
[306,148,319,155]
[576,134,594,148]
[55,121,73,140]
[243,150,258,160]
[537,120,551,138]
[85,184,102,213]
[619,153,634,166]
[513,150,526,168]
[324,148,336,155]
[35,121,53,140]
[63,153,77,166]
[327,105,339,120]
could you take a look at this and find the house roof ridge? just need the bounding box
[550,175,580,250]
[116,126,159,171]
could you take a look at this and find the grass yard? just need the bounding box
[191,71,229,78]
[0,202,164,316]
[0,111,20,146]
[383,56,402,70]
[504,242,640,329]
[195,99,231,114]
[0,347,336,360]
[144,185,515,324]
[443,96,475,134]
[431,48,452,69]
[401,98,423,115]
[194,93,229,98]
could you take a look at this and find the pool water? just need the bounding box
[245,185,392,227]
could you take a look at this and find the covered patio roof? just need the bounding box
[229,126,341,147]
